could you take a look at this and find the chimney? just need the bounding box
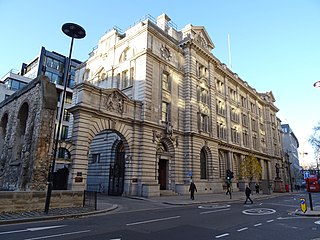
[156,13,170,32]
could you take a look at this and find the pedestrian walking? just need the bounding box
[244,185,253,204]
[255,183,260,194]
[189,180,197,200]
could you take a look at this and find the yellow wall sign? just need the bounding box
[300,198,307,213]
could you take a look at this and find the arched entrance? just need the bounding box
[86,130,129,196]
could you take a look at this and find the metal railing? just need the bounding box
[83,190,97,210]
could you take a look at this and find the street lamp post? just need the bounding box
[44,23,86,214]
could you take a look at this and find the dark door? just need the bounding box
[158,159,167,190]
[108,142,125,196]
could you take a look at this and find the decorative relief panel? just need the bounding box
[104,91,124,114]
[160,45,171,61]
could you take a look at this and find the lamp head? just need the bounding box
[62,23,86,39]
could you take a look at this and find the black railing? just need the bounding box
[83,190,97,210]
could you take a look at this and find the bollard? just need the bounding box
[308,192,313,211]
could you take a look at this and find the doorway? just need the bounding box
[158,159,168,190]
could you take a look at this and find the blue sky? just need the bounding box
[1,0,319,165]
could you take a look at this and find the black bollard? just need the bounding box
[308,192,313,211]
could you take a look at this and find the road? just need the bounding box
[0,193,319,240]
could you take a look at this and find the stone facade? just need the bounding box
[67,14,283,197]
[0,76,57,191]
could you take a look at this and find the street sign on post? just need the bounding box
[300,198,307,213]
[304,171,310,179]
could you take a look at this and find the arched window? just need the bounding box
[200,148,207,179]
[0,113,8,155]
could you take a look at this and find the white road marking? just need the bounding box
[200,208,230,215]
[24,230,91,240]
[267,220,274,223]
[254,223,262,227]
[126,215,181,226]
[237,227,248,232]
[215,233,230,238]
[0,225,66,235]
[110,239,121,240]
[315,220,320,225]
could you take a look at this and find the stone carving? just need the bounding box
[160,45,171,61]
[195,33,208,50]
[153,122,178,147]
[104,91,123,114]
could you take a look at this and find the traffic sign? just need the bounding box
[300,198,307,213]
[304,171,310,179]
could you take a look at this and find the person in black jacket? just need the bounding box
[189,180,197,200]
[244,185,253,204]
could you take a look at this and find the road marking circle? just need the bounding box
[242,208,276,215]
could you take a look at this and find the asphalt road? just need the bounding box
[1,193,319,240]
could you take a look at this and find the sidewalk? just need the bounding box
[0,191,318,225]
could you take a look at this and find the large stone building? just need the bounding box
[281,123,301,188]
[65,14,283,197]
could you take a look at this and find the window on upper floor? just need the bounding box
[217,122,227,140]
[243,130,249,147]
[242,113,248,127]
[241,95,247,108]
[231,108,239,123]
[122,70,129,89]
[46,57,63,71]
[61,125,69,140]
[216,79,224,95]
[63,109,70,122]
[198,87,209,104]
[231,127,240,144]
[198,113,209,132]
[162,101,170,123]
[229,88,237,102]
[250,102,256,114]
[197,62,207,78]
[216,100,225,116]
[252,134,258,150]
[162,72,170,92]
[251,118,257,132]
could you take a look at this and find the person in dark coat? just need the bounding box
[244,185,253,204]
[189,181,197,200]
[255,183,260,194]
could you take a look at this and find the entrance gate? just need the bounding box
[108,141,125,196]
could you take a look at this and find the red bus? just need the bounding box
[306,175,320,192]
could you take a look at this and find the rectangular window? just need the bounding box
[216,80,224,94]
[162,72,170,91]
[65,92,72,104]
[122,70,129,88]
[241,96,247,108]
[63,109,70,122]
[216,100,225,116]
[230,108,239,123]
[162,101,170,122]
[231,127,240,144]
[61,125,69,140]
[243,131,249,147]
[130,67,134,83]
[92,153,100,164]
[199,113,209,132]
[116,73,120,88]
[252,135,258,150]
[229,88,237,101]
[217,123,227,140]
[200,88,208,104]
[251,119,257,132]
[197,62,207,78]
[242,113,248,127]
